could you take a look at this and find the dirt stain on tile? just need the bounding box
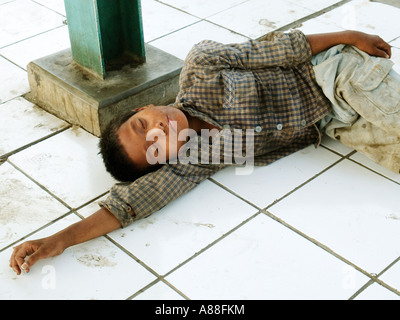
[72,244,118,269]
[194,222,215,228]
[178,221,215,228]
[76,253,117,268]
[259,19,277,29]
[386,213,400,220]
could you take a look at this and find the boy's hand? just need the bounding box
[353,32,392,59]
[9,237,65,275]
[9,208,122,275]
[307,30,392,59]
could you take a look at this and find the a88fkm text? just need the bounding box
[155,304,244,317]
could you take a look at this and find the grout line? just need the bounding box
[349,256,400,299]
[0,93,28,106]
[153,0,205,20]
[0,124,72,163]
[0,0,15,6]
[125,278,161,300]
[269,0,354,34]
[347,157,400,186]
[0,210,74,253]
[30,0,66,17]
[6,158,73,210]
[126,278,191,300]
[147,20,204,44]
[319,143,354,158]
[161,278,191,300]
[207,177,262,211]
[0,53,27,72]
[0,24,67,51]
[202,19,251,40]
[70,190,110,217]
[101,233,164,283]
[154,0,250,21]
[320,142,400,186]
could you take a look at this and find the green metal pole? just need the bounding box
[64,0,145,78]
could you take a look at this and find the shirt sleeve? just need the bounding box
[184,30,312,69]
[99,162,225,228]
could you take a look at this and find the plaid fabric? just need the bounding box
[99,30,331,227]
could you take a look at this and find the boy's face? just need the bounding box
[118,105,189,169]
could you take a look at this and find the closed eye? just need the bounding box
[138,118,145,129]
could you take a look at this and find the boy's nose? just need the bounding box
[154,120,167,134]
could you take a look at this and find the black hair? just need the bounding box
[99,109,161,182]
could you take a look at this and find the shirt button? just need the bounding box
[276,123,283,131]
[301,120,307,127]
[255,126,262,133]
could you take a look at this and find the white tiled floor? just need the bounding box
[1,0,400,300]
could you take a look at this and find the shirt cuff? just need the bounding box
[98,197,136,228]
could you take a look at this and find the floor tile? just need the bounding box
[158,0,249,19]
[212,145,341,208]
[9,127,116,208]
[133,281,185,300]
[317,0,400,42]
[0,214,156,300]
[166,214,369,299]
[269,159,400,274]
[0,161,69,250]
[149,20,249,60]
[207,0,313,39]
[141,0,199,42]
[0,97,69,156]
[0,26,70,70]
[0,0,64,48]
[78,180,257,275]
[0,56,29,103]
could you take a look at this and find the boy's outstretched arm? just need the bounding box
[306,30,392,58]
[9,207,121,275]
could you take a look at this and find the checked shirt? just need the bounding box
[99,30,331,227]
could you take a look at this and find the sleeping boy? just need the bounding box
[10,29,399,275]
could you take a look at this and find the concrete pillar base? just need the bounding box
[26,44,183,137]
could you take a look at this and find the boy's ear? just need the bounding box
[132,104,154,112]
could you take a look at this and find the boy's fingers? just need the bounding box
[376,48,390,59]
[377,39,392,58]
[9,247,22,275]
[22,251,43,273]
[9,241,40,274]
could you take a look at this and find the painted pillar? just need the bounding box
[64,0,145,78]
